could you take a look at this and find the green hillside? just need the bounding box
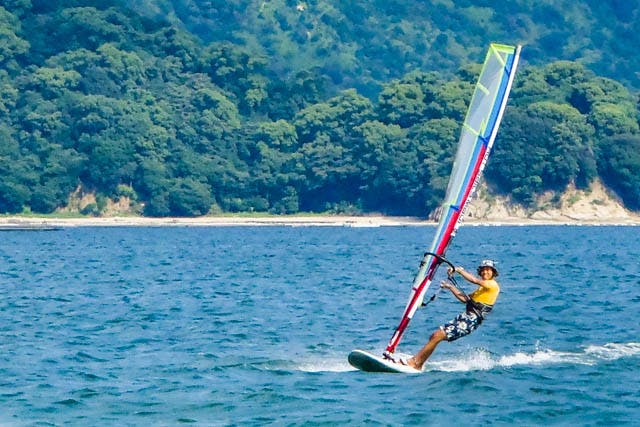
[0,1,639,217]
[126,0,640,92]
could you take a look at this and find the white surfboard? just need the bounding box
[348,349,421,374]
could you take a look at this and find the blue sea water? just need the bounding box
[0,225,639,426]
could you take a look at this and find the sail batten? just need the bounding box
[385,44,521,354]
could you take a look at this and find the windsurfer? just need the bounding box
[402,259,500,370]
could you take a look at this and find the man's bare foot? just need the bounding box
[407,357,419,369]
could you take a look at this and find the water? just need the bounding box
[0,225,639,425]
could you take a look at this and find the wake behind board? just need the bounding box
[348,349,421,374]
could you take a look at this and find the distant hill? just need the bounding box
[0,1,638,218]
[126,0,640,93]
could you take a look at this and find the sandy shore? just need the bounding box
[0,215,425,228]
[1,214,640,228]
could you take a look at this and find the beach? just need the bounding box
[2,213,640,229]
[0,215,426,228]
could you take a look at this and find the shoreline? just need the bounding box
[2,214,640,228]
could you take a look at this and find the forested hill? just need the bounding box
[125,0,640,93]
[1,1,639,217]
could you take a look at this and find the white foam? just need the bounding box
[429,348,497,372]
[498,349,589,367]
[287,342,640,374]
[296,356,355,373]
[583,342,640,360]
[427,342,640,372]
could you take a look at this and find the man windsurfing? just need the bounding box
[388,259,500,370]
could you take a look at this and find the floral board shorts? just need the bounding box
[440,302,492,342]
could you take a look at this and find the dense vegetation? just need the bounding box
[126,0,640,93]
[1,1,639,217]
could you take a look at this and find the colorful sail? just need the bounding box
[386,44,521,354]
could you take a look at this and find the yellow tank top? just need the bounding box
[469,281,500,305]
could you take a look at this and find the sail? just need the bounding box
[386,44,521,354]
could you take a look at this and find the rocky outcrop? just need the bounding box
[467,180,639,224]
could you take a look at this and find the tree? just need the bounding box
[0,70,18,117]
[568,77,640,139]
[95,43,146,91]
[19,98,70,143]
[28,66,81,98]
[136,158,169,200]
[597,134,640,210]
[294,89,374,210]
[143,191,171,217]
[0,180,31,214]
[240,120,304,212]
[295,88,374,146]
[80,134,137,192]
[2,0,32,17]
[487,102,597,205]
[589,103,639,138]
[510,66,556,107]
[265,68,329,120]
[152,26,203,72]
[168,177,212,216]
[528,102,596,188]
[544,60,590,90]
[486,109,550,206]
[429,79,474,122]
[569,77,635,115]
[0,7,30,72]
[0,126,37,213]
[30,147,85,213]
[377,82,426,128]
[353,120,419,214]
[203,42,269,114]
[408,117,459,213]
[53,7,126,51]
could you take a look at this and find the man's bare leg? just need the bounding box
[408,328,447,370]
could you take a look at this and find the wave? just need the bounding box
[296,356,354,373]
[289,342,640,373]
[250,355,353,373]
[429,342,640,372]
